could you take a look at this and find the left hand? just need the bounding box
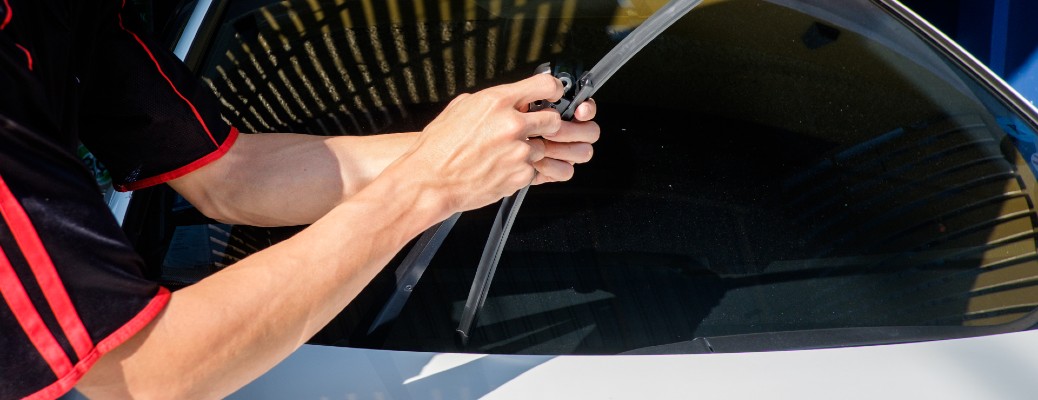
[526,98,600,184]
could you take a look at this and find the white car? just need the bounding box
[110,0,1038,398]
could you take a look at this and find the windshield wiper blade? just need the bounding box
[456,0,705,346]
[367,213,461,336]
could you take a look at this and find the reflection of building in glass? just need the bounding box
[201,0,579,135]
[780,113,1038,327]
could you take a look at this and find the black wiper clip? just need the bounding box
[528,62,594,121]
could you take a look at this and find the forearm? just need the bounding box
[78,161,447,399]
[170,131,420,226]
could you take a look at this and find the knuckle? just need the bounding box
[538,138,551,155]
[526,138,542,154]
[547,115,563,132]
[487,90,510,106]
[524,167,538,183]
[511,143,532,161]
[536,74,562,98]
[509,169,533,188]
[531,145,546,162]
[534,73,556,87]
[501,113,526,134]
[448,93,471,106]
[469,90,490,103]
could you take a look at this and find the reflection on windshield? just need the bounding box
[159,0,1038,355]
[198,0,588,135]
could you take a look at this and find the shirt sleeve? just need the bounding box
[77,3,238,192]
[0,114,169,400]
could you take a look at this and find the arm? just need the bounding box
[168,102,598,227]
[77,75,582,399]
[78,164,446,399]
[169,131,421,226]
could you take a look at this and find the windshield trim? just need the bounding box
[623,308,1038,354]
[872,0,1038,136]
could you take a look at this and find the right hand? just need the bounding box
[398,74,565,214]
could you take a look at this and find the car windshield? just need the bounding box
[157,0,1038,354]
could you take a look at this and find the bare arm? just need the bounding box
[168,102,598,227]
[78,164,447,399]
[76,75,579,399]
[169,131,421,226]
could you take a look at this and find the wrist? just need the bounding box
[361,153,454,235]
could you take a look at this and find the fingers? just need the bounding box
[520,110,563,138]
[532,158,575,184]
[505,74,564,107]
[526,138,589,184]
[548,119,600,143]
[524,139,594,167]
[573,98,597,121]
[543,141,593,164]
[520,101,598,141]
[526,138,546,163]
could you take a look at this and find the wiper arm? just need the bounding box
[368,213,461,336]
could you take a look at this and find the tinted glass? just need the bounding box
[163,0,1038,354]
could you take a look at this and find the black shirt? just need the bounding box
[0,1,236,398]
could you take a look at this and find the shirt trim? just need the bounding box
[115,126,240,192]
[14,42,32,71]
[117,0,219,146]
[1,0,12,30]
[24,287,171,400]
[0,174,94,361]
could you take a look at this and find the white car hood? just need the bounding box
[231,329,1038,399]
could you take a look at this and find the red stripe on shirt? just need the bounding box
[0,246,73,378]
[1,0,12,30]
[24,287,171,400]
[0,175,94,361]
[14,42,32,70]
[115,126,240,192]
[117,0,219,146]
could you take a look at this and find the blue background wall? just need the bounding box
[901,0,1038,104]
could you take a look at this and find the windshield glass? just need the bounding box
[161,0,1038,354]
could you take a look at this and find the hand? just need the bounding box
[397,74,565,213]
[526,99,600,184]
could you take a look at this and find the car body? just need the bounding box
[113,0,1038,397]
